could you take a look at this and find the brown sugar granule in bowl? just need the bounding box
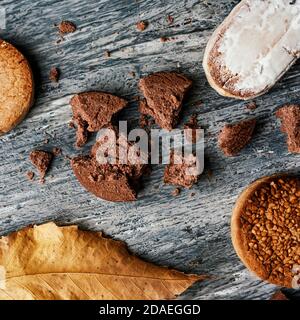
[231,175,300,287]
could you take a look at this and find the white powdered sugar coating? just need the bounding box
[219,0,300,93]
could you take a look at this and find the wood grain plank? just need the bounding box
[0,0,299,299]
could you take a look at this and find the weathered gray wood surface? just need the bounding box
[0,0,299,300]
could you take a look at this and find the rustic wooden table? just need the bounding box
[0,0,299,300]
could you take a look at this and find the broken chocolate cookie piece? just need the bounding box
[71,156,139,202]
[276,105,300,153]
[70,92,128,147]
[218,119,256,157]
[71,130,149,202]
[29,150,53,182]
[139,72,192,130]
[164,151,200,188]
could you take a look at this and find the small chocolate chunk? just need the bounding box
[57,21,77,34]
[164,151,200,188]
[218,119,256,156]
[70,92,128,147]
[184,114,201,143]
[139,72,192,130]
[29,150,53,181]
[276,104,300,153]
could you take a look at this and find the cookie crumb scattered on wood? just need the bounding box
[57,21,77,34]
[276,104,300,153]
[49,67,60,83]
[136,20,148,31]
[104,50,111,58]
[172,187,181,196]
[26,171,34,181]
[246,102,257,110]
[160,37,170,42]
[184,114,201,143]
[167,15,174,24]
[52,147,62,156]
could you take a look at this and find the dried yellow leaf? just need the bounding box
[0,222,206,300]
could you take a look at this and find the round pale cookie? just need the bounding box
[231,175,300,288]
[0,40,34,134]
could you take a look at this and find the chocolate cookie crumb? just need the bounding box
[26,171,34,181]
[172,187,181,196]
[164,151,200,188]
[184,114,201,143]
[139,72,192,130]
[29,150,53,182]
[104,50,111,58]
[136,20,148,31]
[49,67,60,83]
[246,102,257,110]
[52,147,62,156]
[167,15,174,24]
[68,121,75,129]
[139,113,150,129]
[276,104,300,153]
[207,169,213,179]
[44,138,49,144]
[218,119,256,156]
[160,37,170,42]
[270,291,289,300]
[57,21,77,34]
